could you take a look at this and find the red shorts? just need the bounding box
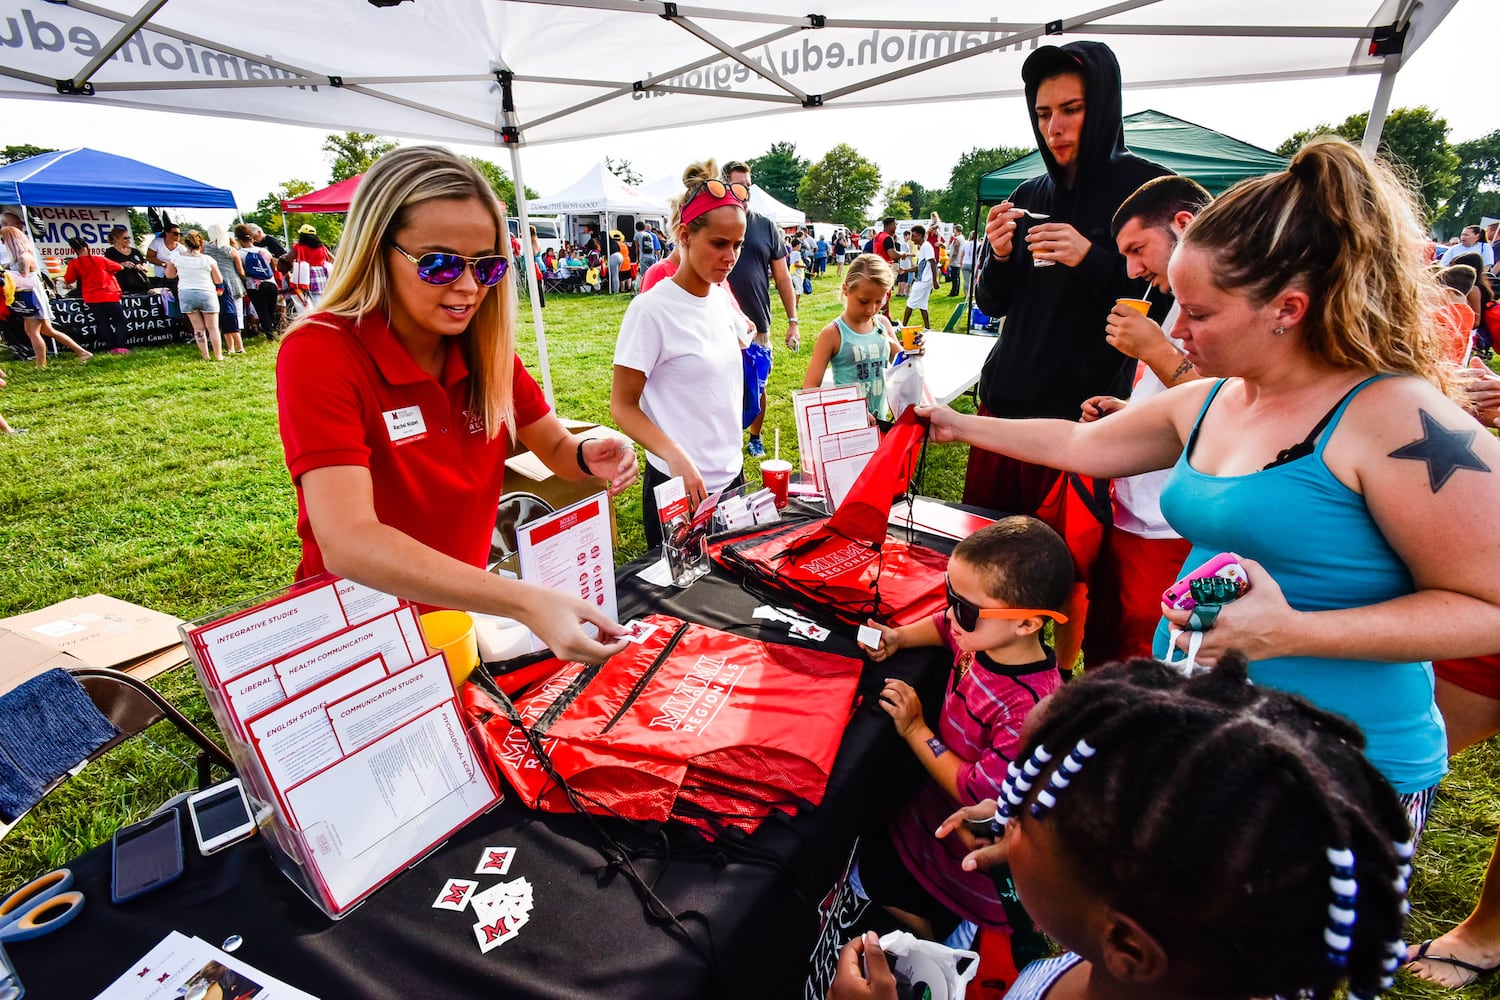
[1081,526,1193,669]
[1433,654,1500,701]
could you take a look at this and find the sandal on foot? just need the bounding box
[1406,938,1500,987]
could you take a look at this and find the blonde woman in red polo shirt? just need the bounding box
[276,145,638,664]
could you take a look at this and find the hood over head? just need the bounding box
[1022,41,1128,190]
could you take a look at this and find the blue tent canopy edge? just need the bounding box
[0,148,237,210]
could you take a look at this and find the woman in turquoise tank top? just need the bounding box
[917,139,1500,831]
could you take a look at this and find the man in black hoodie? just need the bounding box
[965,41,1170,514]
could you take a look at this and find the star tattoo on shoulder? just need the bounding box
[1388,409,1491,492]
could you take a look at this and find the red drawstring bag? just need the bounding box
[828,408,929,544]
[461,615,863,836]
[1034,471,1112,583]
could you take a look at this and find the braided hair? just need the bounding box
[1002,652,1411,999]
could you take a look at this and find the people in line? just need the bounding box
[802,255,900,421]
[205,225,247,354]
[290,224,335,305]
[917,138,1500,834]
[167,230,225,361]
[831,652,1416,1000]
[611,159,749,547]
[1,225,92,366]
[722,159,799,459]
[275,144,636,664]
[62,236,130,355]
[234,223,281,339]
[853,518,1072,942]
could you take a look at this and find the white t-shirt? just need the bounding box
[1112,301,1183,538]
[613,279,745,491]
[1441,240,1494,269]
[911,241,936,288]
[171,251,217,294]
[149,236,179,278]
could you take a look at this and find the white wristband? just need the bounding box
[787,318,799,324]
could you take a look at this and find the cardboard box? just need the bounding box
[0,595,189,696]
[504,417,619,543]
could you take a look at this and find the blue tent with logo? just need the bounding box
[0,148,236,209]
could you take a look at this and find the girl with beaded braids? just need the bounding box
[916,137,1500,827]
[830,653,1415,1000]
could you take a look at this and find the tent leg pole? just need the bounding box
[508,144,555,405]
[1361,54,1400,157]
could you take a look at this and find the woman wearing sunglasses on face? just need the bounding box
[276,145,638,664]
[611,161,750,548]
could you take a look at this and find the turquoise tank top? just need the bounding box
[1154,377,1446,794]
[829,318,890,418]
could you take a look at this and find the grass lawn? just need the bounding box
[1,274,1496,998]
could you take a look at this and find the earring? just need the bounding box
[1273,325,1286,335]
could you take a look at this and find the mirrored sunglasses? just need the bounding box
[391,243,509,286]
[944,576,1068,632]
[685,179,750,206]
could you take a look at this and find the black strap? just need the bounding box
[1261,378,1377,470]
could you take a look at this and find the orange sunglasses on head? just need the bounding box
[945,577,1068,631]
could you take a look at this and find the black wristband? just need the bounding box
[576,437,598,476]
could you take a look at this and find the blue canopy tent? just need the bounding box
[0,148,236,210]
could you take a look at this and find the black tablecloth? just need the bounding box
[11,535,952,1000]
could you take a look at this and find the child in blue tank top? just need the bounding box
[803,255,901,420]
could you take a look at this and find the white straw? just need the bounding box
[775,427,781,461]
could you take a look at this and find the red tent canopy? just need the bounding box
[281,174,363,214]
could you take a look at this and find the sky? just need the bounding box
[0,0,1493,224]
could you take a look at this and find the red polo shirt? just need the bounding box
[276,311,550,581]
[63,253,123,303]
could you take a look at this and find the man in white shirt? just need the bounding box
[1078,175,1211,667]
[1441,225,1495,270]
[900,224,937,329]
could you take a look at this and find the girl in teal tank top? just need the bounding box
[803,255,900,419]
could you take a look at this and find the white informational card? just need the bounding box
[818,425,882,510]
[793,384,861,474]
[807,399,873,491]
[515,492,617,652]
[188,577,402,686]
[284,701,496,910]
[93,930,319,1000]
[246,654,390,795]
[889,497,999,541]
[180,572,501,919]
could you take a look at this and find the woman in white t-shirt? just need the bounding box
[611,159,749,548]
[166,230,225,361]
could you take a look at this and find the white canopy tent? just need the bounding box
[0,0,1457,400]
[530,161,670,247]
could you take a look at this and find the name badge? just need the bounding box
[382,405,428,444]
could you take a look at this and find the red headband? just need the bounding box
[680,188,745,227]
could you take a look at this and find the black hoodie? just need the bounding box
[972,41,1170,420]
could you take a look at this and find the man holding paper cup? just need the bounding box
[1077,175,1211,666]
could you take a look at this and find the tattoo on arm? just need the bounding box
[1388,408,1491,492]
[1169,355,1195,385]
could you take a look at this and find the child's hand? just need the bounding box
[936,800,1010,872]
[859,619,901,662]
[878,678,923,739]
[829,932,896,1000]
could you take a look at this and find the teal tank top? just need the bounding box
[1154,376,1446,794]
[829,318,890,418]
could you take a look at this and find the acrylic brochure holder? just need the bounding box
[180,572,502,920]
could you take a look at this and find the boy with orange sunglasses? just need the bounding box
[854,516,1073,944]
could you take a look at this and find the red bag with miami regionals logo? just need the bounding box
[460,615,863,837]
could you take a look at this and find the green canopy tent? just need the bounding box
[978,109,1288,202]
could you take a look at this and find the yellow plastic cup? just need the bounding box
[1116,297,1151,315]
[900,325,923,351]
[419,610,480,687]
